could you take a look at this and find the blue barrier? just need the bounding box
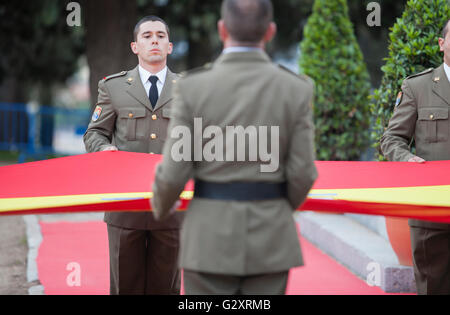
[0,103,91,163]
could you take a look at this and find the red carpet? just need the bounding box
[37,221,109,295]
[37,221,408,295]
[286,239,388,295]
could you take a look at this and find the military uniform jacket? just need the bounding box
[381,64,450,230]
[84,66,183,230]
[152,51,318,275]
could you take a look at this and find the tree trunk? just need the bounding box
[0,76,28,148]
[83,0,138,110]
[0,76,27,103]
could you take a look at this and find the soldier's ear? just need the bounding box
[263,22,277,44]
[218,19,228,43]
[131,41,138,55]
[439,38,445,52]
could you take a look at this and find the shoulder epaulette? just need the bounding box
[180,63,213,78]
[277,64,314,85]
[103,71,127,82]
[406,68,433,80]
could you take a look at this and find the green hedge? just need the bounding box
[299,0,371,161]
[371,0,450,159]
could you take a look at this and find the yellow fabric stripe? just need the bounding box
[0,193,151,213]
[2,185,450,214]
[0,191,196,213]
[309,185,450,207]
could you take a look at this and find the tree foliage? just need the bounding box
[299,0,372,161]
[371,0,450,159]
[0,0,84,102]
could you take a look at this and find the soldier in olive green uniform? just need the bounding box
[84,16,182,295]
[152,0,317,295]
[381,21,450,295]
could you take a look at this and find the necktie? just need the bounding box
[149,75,159,108]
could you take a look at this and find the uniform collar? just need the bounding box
[444,63,450,83]
[215,49,271,65]
[432,64,450,106]
[222,46,264,54]
[138,65,167,86]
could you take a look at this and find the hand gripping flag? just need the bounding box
[0,151,450,223]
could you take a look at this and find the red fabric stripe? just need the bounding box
[0,152,161,198]
[0,198,150,216]
[3,197,450,223]
[302,199,450,223]
[312,160,450,189]
[2,152,449,199]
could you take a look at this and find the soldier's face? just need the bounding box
[132,21,173,66]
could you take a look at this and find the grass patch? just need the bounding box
[0,151,19,162]
[0,151,65,164]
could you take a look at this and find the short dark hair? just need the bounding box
[221,0,273,44]
[442,20,450,39]
[133,16,170,41]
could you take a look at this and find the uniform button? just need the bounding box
[152,115,157,120]
[151,133,157,140]
[128,113,134,118]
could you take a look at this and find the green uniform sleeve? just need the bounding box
[152,81,194,221]
[380,80,418,162]
[286,82,318,210]
[83,80,117,153]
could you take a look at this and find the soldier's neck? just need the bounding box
[224,39,265,50]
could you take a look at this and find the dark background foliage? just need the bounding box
[371,0,450,160]
[0,0,408,107]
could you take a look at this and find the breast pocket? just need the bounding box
[118,108,147,141]
[162,107,172,120]
[418,108,449,143]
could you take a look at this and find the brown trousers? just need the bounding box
[183,270,289,295]
[107,225,180,295]
[410,226,450,295]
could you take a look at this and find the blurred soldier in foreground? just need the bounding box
[152,0,317,295]
[84,16,181,295]
[381,20,450,295]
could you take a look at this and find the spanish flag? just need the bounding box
[0,152,449,223]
